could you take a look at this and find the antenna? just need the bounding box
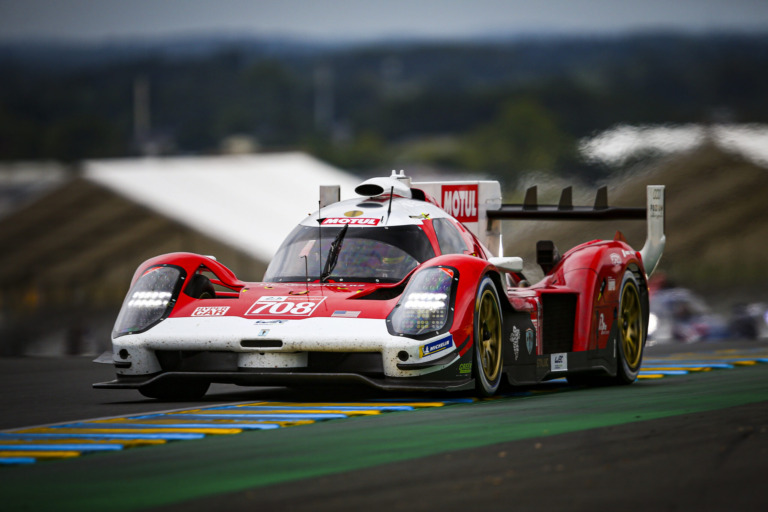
[317,199,323,285]
[386,186,394,224]
[302,254,310,292]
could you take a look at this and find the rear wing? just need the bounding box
[415,181,665,278]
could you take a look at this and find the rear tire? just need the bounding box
[473,276,503,396]
[614,270,646,384]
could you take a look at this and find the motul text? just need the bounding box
[441,184,478,222]
[321,217,380,226]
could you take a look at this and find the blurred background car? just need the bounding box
[729,302,768,340]
[648,288,729,344]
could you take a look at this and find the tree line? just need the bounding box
[1,32,767,185]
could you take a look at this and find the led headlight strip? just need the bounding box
[113,265,186,337]
[388,266,459,338]
[126,291,173,309]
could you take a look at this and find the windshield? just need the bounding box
[264,224,435,283]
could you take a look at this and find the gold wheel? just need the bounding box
[478,289,502,381]
[619,278,643,371]
[474,277,503,396]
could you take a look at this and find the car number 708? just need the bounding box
[245,296,326,317]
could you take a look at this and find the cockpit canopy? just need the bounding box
[263,224,435,284]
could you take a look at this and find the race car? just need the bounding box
[94,171,665,399]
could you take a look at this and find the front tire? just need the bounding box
[185,274,215,299]
[473,276,503,396]
[137,274,215,401]
[614,270,646,384]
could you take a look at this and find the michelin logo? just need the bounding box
[419,335,454,358]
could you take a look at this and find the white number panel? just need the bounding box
[245,296,326,317]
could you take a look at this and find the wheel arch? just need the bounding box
[129,252,244,290]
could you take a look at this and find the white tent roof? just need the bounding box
[579,123,768,168]
[84,152,361,262]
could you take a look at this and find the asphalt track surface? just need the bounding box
[1,341,767,511]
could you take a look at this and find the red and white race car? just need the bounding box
[95,171,665,399]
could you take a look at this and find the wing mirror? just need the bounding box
[488,256,523,273]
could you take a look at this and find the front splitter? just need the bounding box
[94,370,475,393]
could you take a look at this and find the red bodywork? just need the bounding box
[98,178,656,397]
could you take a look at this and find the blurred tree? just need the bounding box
[308,131,388,171]
[459,98,576,182]
[0,105,38,159]
[1,34,767,166]
[41,116,125,161]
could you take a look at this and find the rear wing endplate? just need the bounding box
[639,185,666,277]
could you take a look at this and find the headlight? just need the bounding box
[112,265,185,338]
[387,266,458,337]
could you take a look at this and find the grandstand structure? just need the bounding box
[0,153,358,356]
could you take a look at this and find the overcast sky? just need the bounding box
[1,0,767,44]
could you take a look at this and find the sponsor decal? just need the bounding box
[607,277,616,291]
[332,310,360,318]
[419,335,454,358]
[191,306,230,317]
[621,250,634,258]
[441,184,479,223]
[551,353,568,372]
[510,326,520,361]
[598,313,610,336]
[650,188,664,218]
[537,357,549,369]
[344,210,364,217]
[257,329,270,337]
[459,362,473,374]
[610,253,622,265]
[526,329,535,355]
[322,217,380,226]
[253,320,287,325]
[246,296,326,317]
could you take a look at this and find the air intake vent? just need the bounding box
[354,282,406,300]
[541,294,576,354]
[241,339,283,349]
